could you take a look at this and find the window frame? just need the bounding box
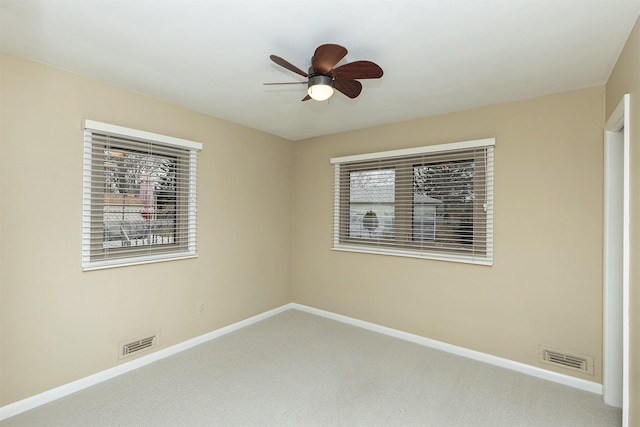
[331,138,494,265]
[82,120,202,271]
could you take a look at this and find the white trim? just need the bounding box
[331,245,493,266]
[606,96,627,131]
[82,253,198,271]
[603,128,624,407]
[0,304,293,421]
[83,120,202,151]
[330,138,495,164]
[603,94,630,425]
[1,303,604,421]
[291,304,603,395]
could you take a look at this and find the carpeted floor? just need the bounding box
[1,309,621,426]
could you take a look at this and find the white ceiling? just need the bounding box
[1,1,639,141]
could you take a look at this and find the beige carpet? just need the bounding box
[1,309,621,427]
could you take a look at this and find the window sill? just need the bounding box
[82,252,197,271]
[331,244,492,266]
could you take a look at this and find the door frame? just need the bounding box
[603,93,630,425]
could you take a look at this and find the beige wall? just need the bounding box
[605,15,640,425]
[0,53,294,406]
[294,86,606,383]
[2,17,638,413]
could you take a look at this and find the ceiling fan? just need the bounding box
[265,43,383,102]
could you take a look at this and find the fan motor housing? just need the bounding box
[308,74,333,88]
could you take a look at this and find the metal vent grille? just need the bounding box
[538,345,594,375]
[119,333,159,359]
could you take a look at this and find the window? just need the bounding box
[331,138,494,265]
[82,120,202,270]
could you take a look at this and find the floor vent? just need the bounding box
[538,345,594,375]
[119,333,159,359]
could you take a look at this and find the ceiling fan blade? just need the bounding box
[312,44,347,74]
[270,55,308,78]
[333,61,383,80]
[333,79,362,99]
[302,95,312,102]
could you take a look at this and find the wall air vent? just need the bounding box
[538,345,594,375]
[119,333,159,359]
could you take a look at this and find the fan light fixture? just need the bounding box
[267,44,383,101]
[307,75,334,101]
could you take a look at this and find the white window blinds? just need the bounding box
[331,139,494,265]
[82,120,202,270]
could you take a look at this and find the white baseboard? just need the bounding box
[0,303,294,421]
[1,302,602,421]
[291,303,602,395]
